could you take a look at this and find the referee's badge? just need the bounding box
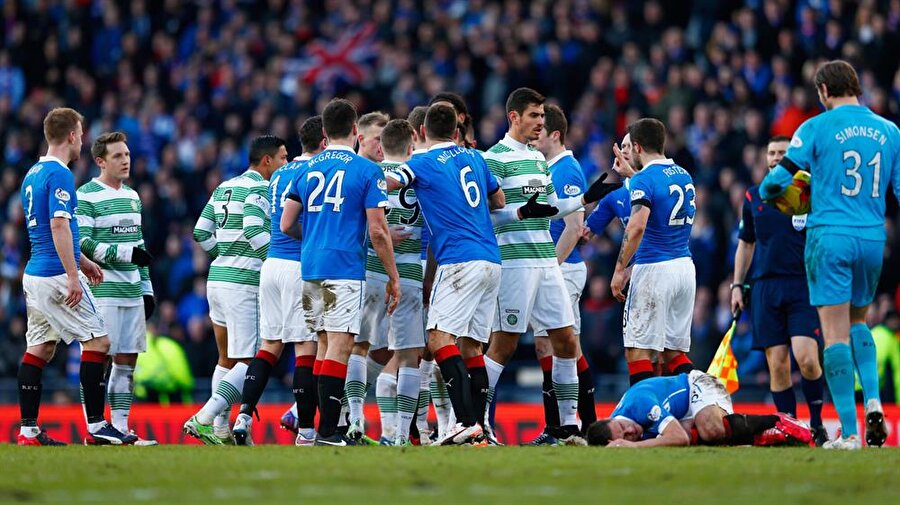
[792,214,807,231]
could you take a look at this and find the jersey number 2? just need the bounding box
[667,183,696,226]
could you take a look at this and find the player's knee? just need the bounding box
[697,418,726,442]
[795,353,821,378]
[83,336,110,355]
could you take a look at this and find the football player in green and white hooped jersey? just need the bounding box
[76,131,156,445]
[355,119,427,445]
[183,135,287,445]
[481,88,622,444]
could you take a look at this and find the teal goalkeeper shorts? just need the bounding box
[805,226,884,307]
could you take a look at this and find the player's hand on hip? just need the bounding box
[81,258,104,285]
[583,173,624,205]
[385,277,401,316]
[611,268,627,302]
[130,247,153,267]
[65,274,84,308]
[389,226,413,244]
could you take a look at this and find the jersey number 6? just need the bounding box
[459,166,480,208]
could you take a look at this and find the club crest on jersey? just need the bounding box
[648,405,662,422]
[792,214,807,231]
[563,184,580,196]
[54,188,70,202]
[377,179,387,191]
[631,189,646,201]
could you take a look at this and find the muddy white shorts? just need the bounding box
[685,370,734,420]
[427,261,500,343]
[303,279,364,335]
[623,257,695,352]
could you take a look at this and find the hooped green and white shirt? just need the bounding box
[193,169,270,289]
[365,159,424,286]
[483,134,557,268]
[75,179,152,307]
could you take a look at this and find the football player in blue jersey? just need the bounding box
[760,60,900,449]
[587,134,633,236]
[17,108,133,446]
[527,104,598,444]
[234,117,325,446]
[585,371,812,447]
[386,103,507,445]
[732,136,826,446]
[610,119,698,386]
[281,99,400,446]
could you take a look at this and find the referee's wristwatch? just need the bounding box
[730,283,749,292]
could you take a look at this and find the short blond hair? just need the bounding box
[91,131,128,159]
[358,111,389,131]
[43,107,84,145]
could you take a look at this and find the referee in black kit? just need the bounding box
[731,135,828,446]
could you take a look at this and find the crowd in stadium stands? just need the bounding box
[0,0,898,400]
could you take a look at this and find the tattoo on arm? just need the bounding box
[617,230,629,266]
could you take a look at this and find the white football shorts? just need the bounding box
[208,284,260,359]
[23,272,106,346]
[99,304,146,354]
[623,257,695,353]
[303,279,364,335]
[259,258,313,343]
[494,265,575,335]
[426,260,500,343]
[358,276,426,350]
[535,261,586,337]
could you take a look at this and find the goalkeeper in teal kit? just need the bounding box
[761,60,900,449]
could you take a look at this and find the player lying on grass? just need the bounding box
[585,371,813,447]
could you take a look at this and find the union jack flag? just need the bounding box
[292,23,379,91]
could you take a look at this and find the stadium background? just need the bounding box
[0,0,898,412]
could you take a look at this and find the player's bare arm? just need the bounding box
[611,204,650,302]
[366,207,401,315]
[50,216,82,308]
[488,184,505,210]
[280,198,303,240]
[555,211,584,265]
[610,421,690,448]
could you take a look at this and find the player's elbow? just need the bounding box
[489,190,505,210]
[672,429,691,446]
[50,217,69,231]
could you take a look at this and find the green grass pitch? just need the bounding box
[0,445,897,504]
